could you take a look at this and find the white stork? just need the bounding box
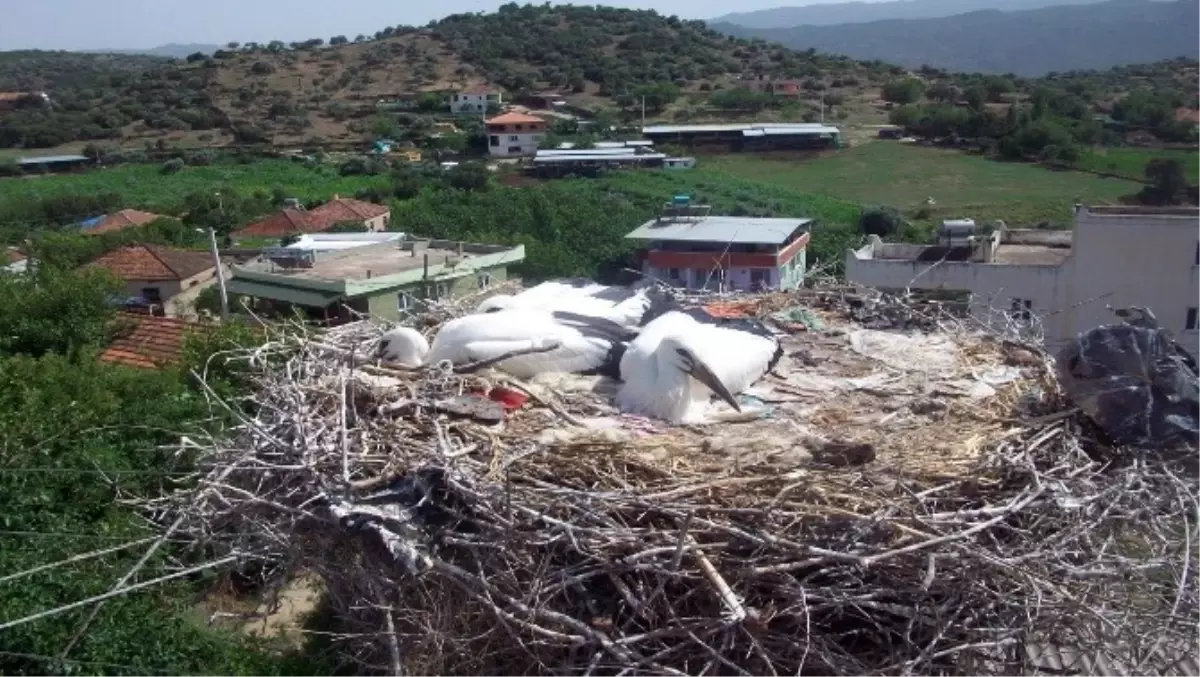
[615,309,783,424]
[375,309,635,380]
[477,278,677,329]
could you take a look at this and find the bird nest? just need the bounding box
[147,284,1198,676]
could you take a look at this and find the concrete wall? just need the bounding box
[645,263,794,292]
[845,207,1200,357]
[122,266,224,319]
[360,264,511,322]
[362,212,390,233]
[487,132,544,157]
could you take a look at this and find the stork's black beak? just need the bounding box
[676,348,741,412]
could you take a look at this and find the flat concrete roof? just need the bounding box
[642,123,841,136]
[625,215,812,245]
[992,244,1071,265]
[251,243,465,282]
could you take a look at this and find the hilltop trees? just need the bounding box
[882,78,925,104]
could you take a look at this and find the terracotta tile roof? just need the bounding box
[4,247,25,264]
[234,209,315,237]
[1175,107,1200,123]
[486,112,546,125]
[99,312,206,369]
[234,199,390,237]
[308,197,390,225]
[0,92,33,102]
[86,244,215,281]
[85,209,167,235]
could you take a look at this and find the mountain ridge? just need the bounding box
[712,0,1114,28]
[712,0,1199,75]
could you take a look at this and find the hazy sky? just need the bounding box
[1,0,869,51]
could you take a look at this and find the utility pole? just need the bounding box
[208,228,229,320]
[820,93,826,124]
[210,191,229,320]
[641,95,646,130]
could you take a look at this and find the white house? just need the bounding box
[450,86,501,115]
[484,112,547,158]
[844,205,1200,358]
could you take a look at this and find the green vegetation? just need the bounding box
[0,267,331,675]
[697,142,1139,226]
[1074,147,1199,183]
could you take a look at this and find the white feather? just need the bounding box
[425,310,620,379]
[476,280,663,328]
[615,311,778,424]
[377,327,430,367]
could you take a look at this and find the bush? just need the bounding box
[161,157,185,174]
[250,61,276,75]
[881,79,926,105]
[858,206,905,238]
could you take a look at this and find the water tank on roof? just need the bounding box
[938,218,977,239]
[671,194,691,206]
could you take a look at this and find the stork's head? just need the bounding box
[375,327,430,367]
[476,294,516,314]
[658,335,741,413]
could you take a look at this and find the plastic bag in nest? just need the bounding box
[1056,323,1199,450]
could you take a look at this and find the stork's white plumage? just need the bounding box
[376,327,430,367]
[477,278,676,329]
[615,310,782,424]
[376,309,634,380]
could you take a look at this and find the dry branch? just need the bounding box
[143,286,1198,676]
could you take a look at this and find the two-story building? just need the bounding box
[844,206,1200,358]
[485,112,547,158]
[451,86,502,115]
[225,237,526,325]
[624,201,811,292]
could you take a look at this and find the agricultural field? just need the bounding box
[694,142,1142,228]
[1073,147,1199,183]
[0,160,389,216]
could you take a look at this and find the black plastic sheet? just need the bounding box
[1057,323,1199,450]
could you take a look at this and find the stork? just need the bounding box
[477,278,678,329]
[615,309,783,424]
[375,309,636,380]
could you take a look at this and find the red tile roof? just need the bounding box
[4,247,25,264]
[234,209,314,237]
[86,244,215,281]
[99,312,206,369]
[234,199,390,237]
[1175,107,1200,123]
[486,112,546,125]
[86,209,167,235]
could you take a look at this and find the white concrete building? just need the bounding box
[845,205,1200,358]
[625,203,812,292]
[485,112,547,158]
[450,86,501,115]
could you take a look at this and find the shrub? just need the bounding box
[858,206,905,237]
[161,158,185,174]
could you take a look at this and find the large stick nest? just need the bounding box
[150,285,1198,675]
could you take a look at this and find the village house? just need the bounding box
[80,209,168,235]
[485,112,547,158]
[641,123,841,152]
[85,243,225,317]
[225,237,525,325]
[450,85,502,115]
[744,77,803,97]
[234,196,391,238]
[625,199,811,292]
[844,205,1200,358]
[0,91,49,111]
[99,312,206,369]
[2,247,28,274]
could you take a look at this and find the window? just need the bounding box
[383,215,390,227]
[1187,307,1198,331]
[514,124,523,132]
[750,269,768,290]
[1011,298,1033,322]
[489,135,499,147]
[509,135,519,142]
[477,272,492,290]
[666,267,681,281]
[141,287,162,304]
[508,146,522,154]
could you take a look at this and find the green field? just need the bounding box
[0,161,390,215]
[1073,147,1199,183]
[695,142,1142,227]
